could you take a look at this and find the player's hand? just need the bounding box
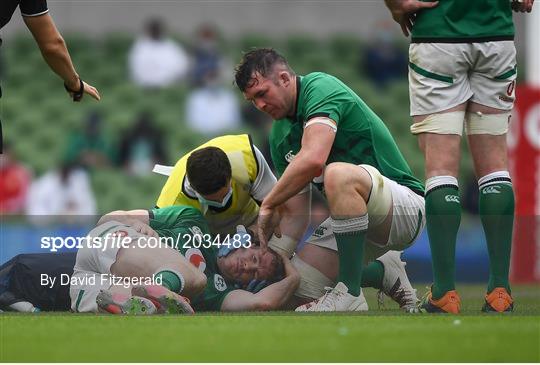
[279,251,299,279]
[511,0,534,13]
[384,0,439,36]
[65,78,101,101]
[126,219,159,239]
[257,204,282,250]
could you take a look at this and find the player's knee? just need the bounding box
[112,248,150,277]
[324,163,355,195]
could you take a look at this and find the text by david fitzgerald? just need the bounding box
[40,274,162,289]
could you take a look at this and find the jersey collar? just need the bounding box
[292,75,302,124]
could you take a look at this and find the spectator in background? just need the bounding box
[190,24,223,88]
[361,20,407,89]
[26,160,96,218]
[128,18,190,89]
[241,103,274,171]
[0,142,31,214]
[64,111,115,170]
[118,112,166,177]
[186,67,241,136]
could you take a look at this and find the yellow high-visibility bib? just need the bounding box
[156,134,259,235]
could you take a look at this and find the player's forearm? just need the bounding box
[38,37,80,88]
[255,272,300,310]
[97,210,150,226]
[263,153,319,209]
[24,14,79,88]
[279,192,311,241]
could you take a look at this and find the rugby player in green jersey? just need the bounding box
[234,49,425,312]
[70,205,299,314]
[385,0,534,313]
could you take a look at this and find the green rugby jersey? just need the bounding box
[411,0,514,43]
[270,72,424,196]
[149,205,233,311]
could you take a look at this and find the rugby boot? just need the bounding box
[295,282,368,312]
[482,287,514,313]
[132,285,194,315]
[419,289,461,314]
[96,290,156,315]
[377,251,419,313]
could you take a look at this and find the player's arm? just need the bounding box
[262,120,336,210]
[383,0,438,36]
[251,145,310,256]
[23,12,100,100]
[220,255,300,311]
[97,209,158,238]
[267,189,311,257]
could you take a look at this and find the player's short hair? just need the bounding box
[234,48,294,92]
[187,146,232,195]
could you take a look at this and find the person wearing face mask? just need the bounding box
[154,134,310,257]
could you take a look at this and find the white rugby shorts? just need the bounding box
[409,41,517,116]
[304,173,425,263]
[70,221,144,313]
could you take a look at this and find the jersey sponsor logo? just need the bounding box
[214,274,227,292]
[482,186,501,195]
[445,195,460,203]
[185,248,206,272]
[285,150,296,163]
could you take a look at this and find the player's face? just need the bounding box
[243,72,294,120]
[219,247,277,285]
[196,180,233,208]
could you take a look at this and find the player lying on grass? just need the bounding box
[70,205,299,314]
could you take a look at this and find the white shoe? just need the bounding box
[295,282,369,312]
[377,251,419,313]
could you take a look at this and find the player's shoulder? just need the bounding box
[302,72,344,90]
[301,72,352,102]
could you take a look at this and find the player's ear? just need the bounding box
[278,71,292,86]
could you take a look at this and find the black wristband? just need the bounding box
[64,78,84,101]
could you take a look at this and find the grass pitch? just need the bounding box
[1,284,539,362]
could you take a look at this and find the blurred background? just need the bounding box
[0,1,538,284]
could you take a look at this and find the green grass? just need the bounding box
[1,284,539,362]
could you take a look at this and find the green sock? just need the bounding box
[332,215,368,297]
[361,260,384,289]
[425,183,461,300]
[154,270,184,293]
[479,179,514,293]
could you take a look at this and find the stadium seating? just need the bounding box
[2,32,438,212]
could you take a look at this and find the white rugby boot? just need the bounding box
[295,282,369,312]
[377,251,419,313]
